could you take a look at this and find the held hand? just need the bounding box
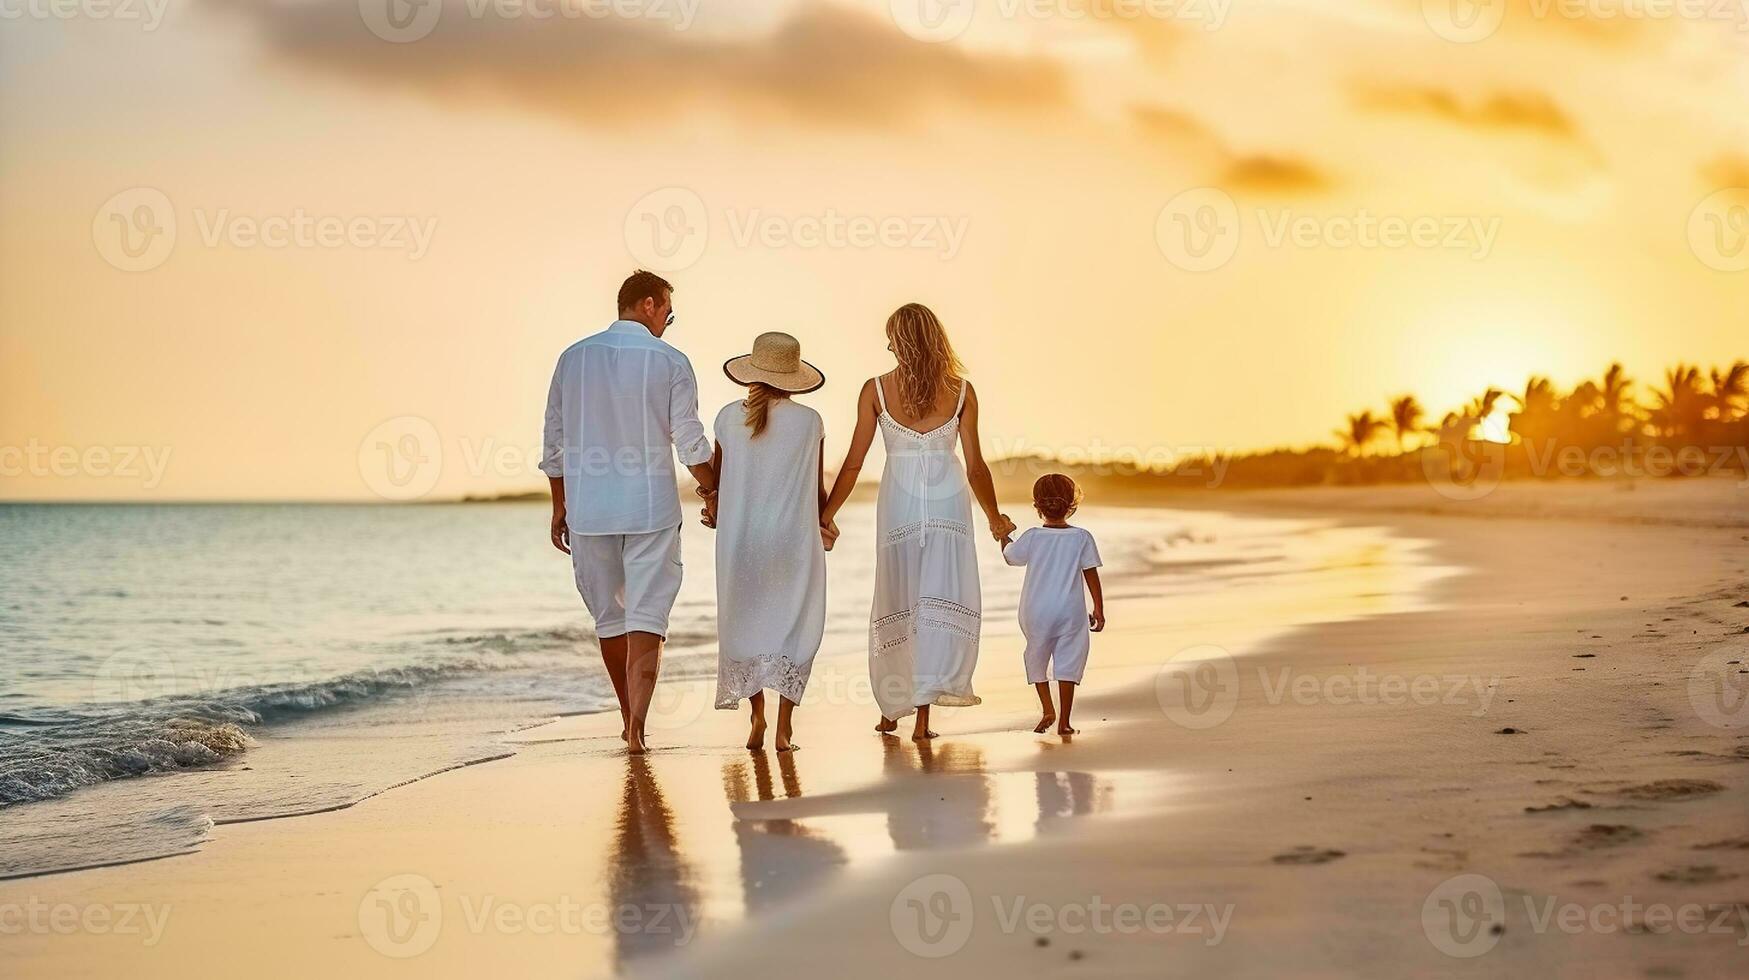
[820,519,840,552]
[1090,611,1106,633]
[700,494,719,530]
[989,514,1016,541]
[550,511,571,555]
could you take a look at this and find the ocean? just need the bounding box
[0,500,1346,879]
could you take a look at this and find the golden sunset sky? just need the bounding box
[2,0,1746,500]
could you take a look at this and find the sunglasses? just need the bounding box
[665,311,676,328]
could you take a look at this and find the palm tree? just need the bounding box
[1388,395,1424,452]
[1510,377,1559,444]
[1649,365,1707,439]
[1335,410,1388,457]
[1709,361,1749,421]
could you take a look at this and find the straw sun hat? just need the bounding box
[722,331,825,393]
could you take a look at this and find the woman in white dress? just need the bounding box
[820,304,1015,741]
[707,332,828,753]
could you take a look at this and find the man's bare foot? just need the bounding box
[775,727,798,753]
[627,731,649,755]
[875,717,898,734]
[1057,725,1079,736]
[912,728,939,741]
[1033,714,1056,734]
[747,716,767,751]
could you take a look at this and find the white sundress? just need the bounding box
[713,399,827,709]
[869,377,983,720]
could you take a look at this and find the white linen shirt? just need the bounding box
[541,320,713,535]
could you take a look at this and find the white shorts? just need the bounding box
[569,525,684,639]
[1023,623,1090,685]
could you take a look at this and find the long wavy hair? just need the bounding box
[885,303,964,419]
[743,382,789,437]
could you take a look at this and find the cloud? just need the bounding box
[1701,153,1749,189]
[1354,85,1579,142]
[1221,155,1332,194]
[1132,104,1334,194]
[209,0,1065,127]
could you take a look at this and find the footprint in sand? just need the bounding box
[1653,865,1740,885]
[1572,824,1644,849]
[1693,836,1749,851]
[1614,780,1725,801]
[1271,846,1346,865]
[1524,797,1593,813]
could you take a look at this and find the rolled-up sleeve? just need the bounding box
[667,355,713,467]
[539,355,566,478]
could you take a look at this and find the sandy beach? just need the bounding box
[3,478,1744,979]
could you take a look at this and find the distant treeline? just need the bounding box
[992,362,1749,495]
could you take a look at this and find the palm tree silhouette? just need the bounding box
[1649,365,1706,439]
[1336,410,1388,457]
[1388,395,1424,452]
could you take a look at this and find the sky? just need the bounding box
[2,0,1746,501]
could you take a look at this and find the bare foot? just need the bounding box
[875,717,898,734]
[775,730,798,753]
[1057,725,1079,736]
[627,731,650,755]
[747,716,767,751]
[1034,714,1057,734]
[912,729,940,741]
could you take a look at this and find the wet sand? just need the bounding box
[3,478,1745,978]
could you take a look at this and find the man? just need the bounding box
[541,271,716,755]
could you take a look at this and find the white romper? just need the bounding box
[1002,526,1102,684]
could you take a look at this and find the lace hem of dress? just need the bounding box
[715,654,813,709]
[872,596,982,654]
[882,518,970,547]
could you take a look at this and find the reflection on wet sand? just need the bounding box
[607,758,701,970]
[721,752,847,912]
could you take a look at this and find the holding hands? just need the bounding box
[989,513,1016,542]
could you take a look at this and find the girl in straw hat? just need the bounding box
[705,331,830,752]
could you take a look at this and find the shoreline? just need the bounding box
[2,480,1744,978]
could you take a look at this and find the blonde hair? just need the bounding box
[743,382,789,437]
[885,303,964,419]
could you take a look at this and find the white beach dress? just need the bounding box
[869,378,982,720]
[713,399,827,709]
[1002,527,1102,684]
